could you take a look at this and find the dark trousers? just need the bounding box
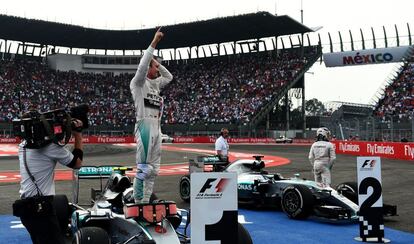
[20,213,65,244]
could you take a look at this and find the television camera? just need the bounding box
[12,104,89,148]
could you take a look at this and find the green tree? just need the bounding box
[305,98,326,116]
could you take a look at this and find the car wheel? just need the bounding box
[150,193,158,203]
[281,185,314,219]
[53,194,70,234]
[336,182,358,204]
[179,175,191,202]
[73,226,110,244]
[238,223,253,244]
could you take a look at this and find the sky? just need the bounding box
[2,0,414,106]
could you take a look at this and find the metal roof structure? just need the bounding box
[0,12,313,50]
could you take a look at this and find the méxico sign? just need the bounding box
[323,46,412,67]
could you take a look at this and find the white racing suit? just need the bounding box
[130,46,173,203]
[308,140,336,186]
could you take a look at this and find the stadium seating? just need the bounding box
[374,55,414,122]
[0,47,319,129]
[162,47,319,125]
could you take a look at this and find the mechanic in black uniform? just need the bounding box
[13,111,84,244]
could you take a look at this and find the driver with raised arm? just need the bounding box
[130,27,173,203]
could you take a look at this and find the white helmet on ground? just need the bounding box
[316,127,331,139]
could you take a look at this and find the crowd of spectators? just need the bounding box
[0,47,319,128]
[0,59,135,127]
[162,47,319,124]
[374,55,414,122]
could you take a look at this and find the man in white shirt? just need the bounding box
[215,128,229,162]
[15,112,83,244]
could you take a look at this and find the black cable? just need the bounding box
[22,145,43,197]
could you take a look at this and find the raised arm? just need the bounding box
[158,64,173,89]
[130,27,164,88]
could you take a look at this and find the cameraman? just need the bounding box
[16,118,84,244]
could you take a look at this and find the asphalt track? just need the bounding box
[0,143,413,238]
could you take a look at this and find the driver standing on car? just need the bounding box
[14,112,84,244]
[308,127,336,187]
[130,27,173,203]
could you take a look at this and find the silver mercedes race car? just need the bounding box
[62,165,252,244]
[179,156,397,221]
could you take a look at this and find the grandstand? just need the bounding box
[0,12,321,138]
[374,53,414,122]
[312,46,414,142]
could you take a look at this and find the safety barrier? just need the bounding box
[332,140,414,161]
[2,137,413,160]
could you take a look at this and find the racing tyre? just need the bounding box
[73,226,110,244]
[238,223,253,244]
[281,185,314,219]
[336,182,358,204]
[179,175,191,202]
[150,193,158,203]
[53,194,70,233]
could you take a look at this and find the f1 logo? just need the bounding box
[199,178,217,193]
[361,159,376,168]
[199,178,230,193]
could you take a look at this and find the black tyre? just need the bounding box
[53,194,70,234]
[238,223,253,244]
[150,193,158,203]
[281,185,314,219]
[179,175,191,202]
[336,181,358,204]
[72,227,111,244]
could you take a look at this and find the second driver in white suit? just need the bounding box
[308,127,336,187]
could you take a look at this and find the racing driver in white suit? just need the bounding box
[130,27,173,203]
[308,127,336,187]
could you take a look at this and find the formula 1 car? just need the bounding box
[179,156,397,221]
[275,136,293,144]
[57,165,252,244]
[161,133,174,143]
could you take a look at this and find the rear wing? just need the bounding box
[189,155,229,173]
[72,165,123,204]
[76,165,118,179]
[196,155,228,165]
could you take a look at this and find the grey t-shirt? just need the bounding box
[18,142,73,198]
